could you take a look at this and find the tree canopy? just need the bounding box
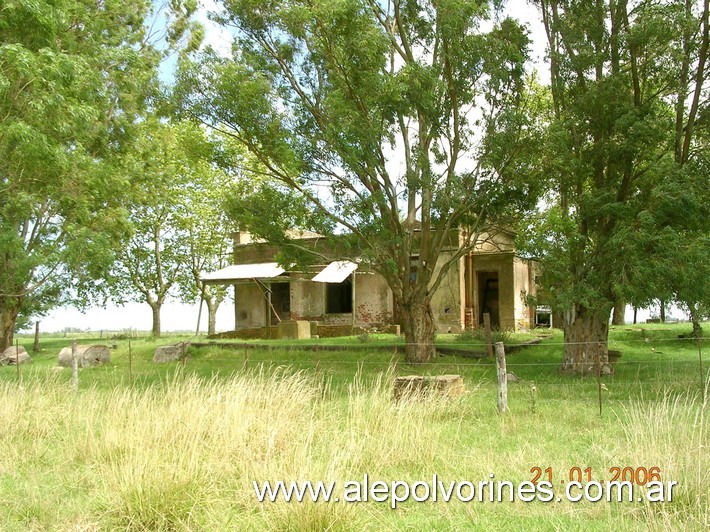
[0,0,163,349]
[520,0,709,372]
[174,0,537,361]
[107,119,237,336]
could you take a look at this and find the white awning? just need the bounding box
[312,260,358,283]
[200,262,286,284]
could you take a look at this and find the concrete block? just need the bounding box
[394,374,464,400]
[277,320,311,340]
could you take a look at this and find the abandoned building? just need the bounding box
[201,230,543,338]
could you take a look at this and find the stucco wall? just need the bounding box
[234,283,267,328]
[431,251,464,333]
[290,275,326,320]
[469,252,516,331]
[267,271,395,328]
[226,230,532,334]
[513,257,535,330]
[353,272,393,327]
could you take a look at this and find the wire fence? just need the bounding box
[4,331,706,398]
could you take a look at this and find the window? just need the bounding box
[326,276,353,313]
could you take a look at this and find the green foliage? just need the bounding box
[106,119,238,335]
[173,0,537,360]
[0,0,173,348]
[520,0,709,335]
[356,331,371,343]
[455,327,511,346]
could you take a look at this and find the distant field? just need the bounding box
[1,324,707,530]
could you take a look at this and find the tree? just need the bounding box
[108,119,235,336]
[606,0,709,337]
[174,0,535,362]
[173,132,240,336]
[623,157,710,337]
[526,0,708,373]
[666,0,709,336]
[667,233,710,337]
[0,0,164,350]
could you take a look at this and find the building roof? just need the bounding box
[200,263,286,285]
[311,261,358,283]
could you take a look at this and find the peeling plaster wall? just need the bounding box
[353,272,393,327]
[289,274,325,321]
[513,257,536,330]
[234,283,267,328]
[469,252,517,331]
[288,272,393,327]
[430,251,464,333]
[226,230,533,334]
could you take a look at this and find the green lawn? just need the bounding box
[1,324,707,530]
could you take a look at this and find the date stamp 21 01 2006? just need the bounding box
[530,466,678,503]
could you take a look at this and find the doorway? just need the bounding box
[477,271,500,328]
[270,282,291,322]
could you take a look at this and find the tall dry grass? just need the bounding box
[614,382,708,530]
[0,368,707,530]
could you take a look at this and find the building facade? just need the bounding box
[202,230,541,336]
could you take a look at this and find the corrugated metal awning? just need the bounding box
[200,262,286,285]
[312,261,358,283]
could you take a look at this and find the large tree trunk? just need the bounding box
[0,298,20,352]
[687,302,703,338]
[659,299,666,323]
[560,306,612,375]
[150,303,162,337]
[207,298,220,336]
[611,300,625,325]
[399,300,436,363]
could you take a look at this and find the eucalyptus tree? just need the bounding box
[0,0,165,349]
[173,132,239,336]
[527,0,709,373]
[108,119,234,337]
[174,0,536,362]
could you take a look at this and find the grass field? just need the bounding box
[1,324,707,530]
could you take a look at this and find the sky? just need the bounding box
[21,1,687,333]
[30,300,235,334]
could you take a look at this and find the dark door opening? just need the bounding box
[326,276,353,313]
[477,271,500,328]
[270,282,291,322]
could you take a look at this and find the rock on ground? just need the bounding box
[153,342,190,363]
[58,345,111,367]
[0,345,32,365]
[394,374,464,400]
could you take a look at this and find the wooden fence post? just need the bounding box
[71,340,79,392]
[495,341,507,414]
[33,321,40,353]
[484,313,494,357]
[15,340,20,381]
